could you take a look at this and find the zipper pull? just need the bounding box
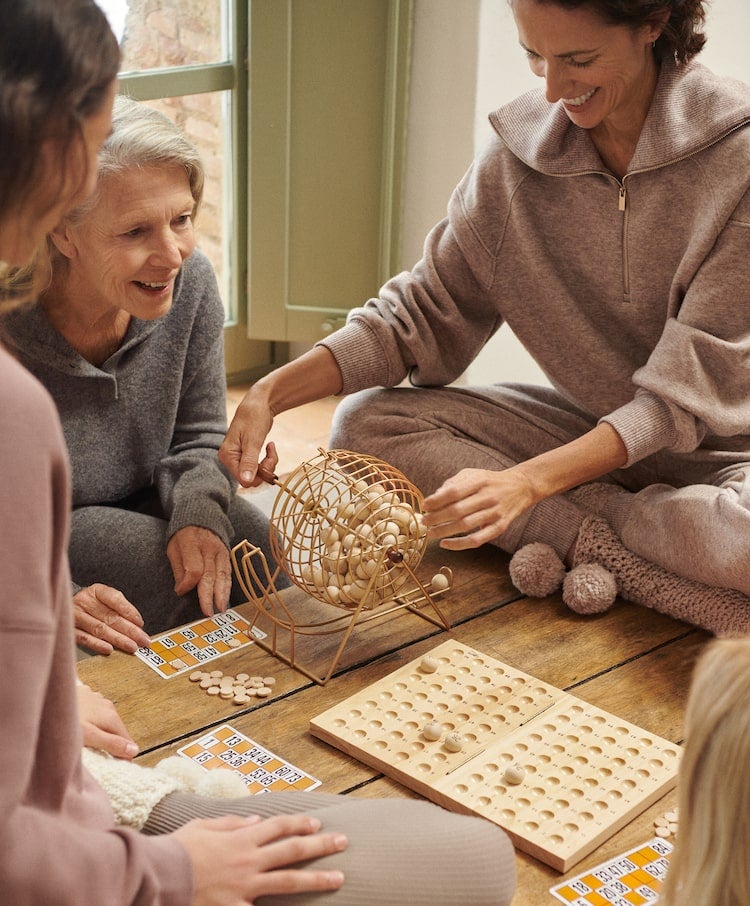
[618,186,626,211]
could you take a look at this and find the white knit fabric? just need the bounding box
[82,749,248,830]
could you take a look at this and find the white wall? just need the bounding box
[399,0,480,270]
[401,0,750,388]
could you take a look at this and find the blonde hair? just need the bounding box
[660,638,750,905]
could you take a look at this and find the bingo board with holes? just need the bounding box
[310,640,681,871]
[135,611,262,678]
[550,836,672,904]
[178,724,322,793]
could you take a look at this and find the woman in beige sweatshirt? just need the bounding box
[220,0,750,635]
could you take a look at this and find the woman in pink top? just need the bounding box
[0,2,515,904]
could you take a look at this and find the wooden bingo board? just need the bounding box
[178,724,321,794]
[135,611,261,678]
[310,639,681,871]
[550,836,672,904]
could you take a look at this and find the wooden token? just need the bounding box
[503,763,526,786]
[210,670,223,678]
[227,637,242,648]
[419,655,439,674]
[255,687,272,698]
[233,693,250,705]
[206,686,221,696]
[443,732,463,753]
[422,721,442,741]
[262,677,276,685]
[236,673,250,682]
[219,689,234,699]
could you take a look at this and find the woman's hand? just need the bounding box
[422,467,537,550]
[74,583,151,654]
[219,385,277,487]
[422,424,629,550]
[174,814,347,906]
[77,682,139,759]
[167,525,234,616]
[219,345,343,486]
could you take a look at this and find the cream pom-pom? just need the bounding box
[155,754,249,797]
[562,563,618,614]
[509,543,566,597]
[154,755,208,790]
[196,768,250,798]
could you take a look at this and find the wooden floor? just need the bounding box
[78,530,707,903]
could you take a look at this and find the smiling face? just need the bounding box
[510,0,664,136]
[53,163,197,322]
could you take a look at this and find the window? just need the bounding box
[100,0,412,379]
[102,0,242,324]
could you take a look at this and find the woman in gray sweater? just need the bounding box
[220,0,750,635]
[4,97,283,653]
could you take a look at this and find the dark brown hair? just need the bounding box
[0,0,120,220]
[520,0,708,63]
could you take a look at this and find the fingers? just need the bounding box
[254,441,279,487]
[73,585,150,654]
[83,724,140,759]
[219,423,260,488]
[219,429,256,487]
[77,684,139,758]
[177,814,347,904]
[75,627,115,656]
[422,467,537,548]
[168,527,232,615]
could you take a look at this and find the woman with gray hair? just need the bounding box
[3,95,281,654]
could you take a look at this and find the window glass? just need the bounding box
[99,0,228,71]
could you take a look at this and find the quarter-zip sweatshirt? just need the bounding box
[321,59,750,469]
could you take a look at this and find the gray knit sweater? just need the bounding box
[3,248,235,545]
[321,59,750,468]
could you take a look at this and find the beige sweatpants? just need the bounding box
[145,790,516,906]
[329,383,750,595]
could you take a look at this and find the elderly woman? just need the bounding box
[220,0,750,635]
[4,96,283,654]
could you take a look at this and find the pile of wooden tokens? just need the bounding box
[189,669,276,705]
[654,808,679,838]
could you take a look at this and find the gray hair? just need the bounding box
[69,94,205,222]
